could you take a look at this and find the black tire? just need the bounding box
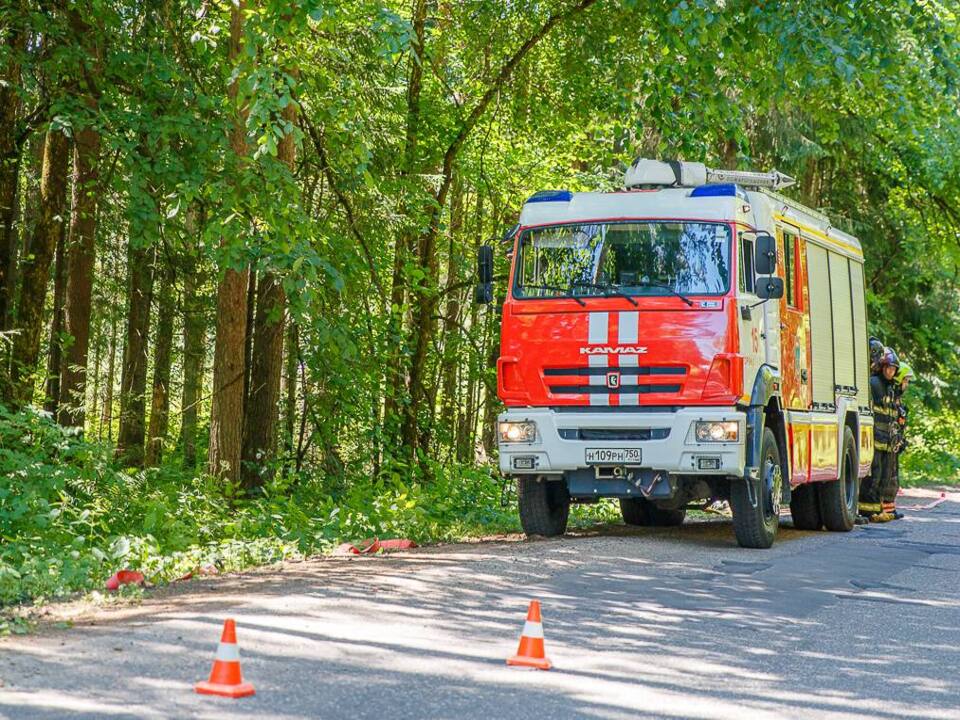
[790,482,822,530]
[731,426,782,549]
[517,476,570,537]
[619,498,686,526]
[818,426,859,532]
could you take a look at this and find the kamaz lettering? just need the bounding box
[579,346,648,355]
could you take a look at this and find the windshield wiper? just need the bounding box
[569,280,639,307]
[518,284,587,306]
[632,280,695,307]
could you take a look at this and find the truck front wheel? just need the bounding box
[620,498,686,527]
[517,476,570,537]
[731,427,782,549]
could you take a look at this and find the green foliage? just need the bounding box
[0,405,607,609]
[899,405,960,486]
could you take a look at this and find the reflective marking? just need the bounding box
[588,355,609,406]
[618,311,639,345]
[588,312,608,345]
[521,621,544,639]
[620,354,639,406]
[215,643,241,662]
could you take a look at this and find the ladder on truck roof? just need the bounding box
[625,158,795,191]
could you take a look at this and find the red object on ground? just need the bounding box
[334,538,417,555]
[378,539,417,551]
[911,493,948,511]
[195,619,256,699]
[507,600,552,670]
[104,570,145,591]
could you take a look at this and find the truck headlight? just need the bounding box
[499,421,537,443]
[695,421,739,443]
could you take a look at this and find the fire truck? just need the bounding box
[476,159,873,548]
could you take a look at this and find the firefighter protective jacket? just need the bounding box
[871,374,898,452]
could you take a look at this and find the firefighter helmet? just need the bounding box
[880,347,900,369]
[869,337,884,367]
[895,362,914,384]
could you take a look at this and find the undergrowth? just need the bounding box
[0,404,612,613]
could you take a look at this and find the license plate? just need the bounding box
[585,448,642,465]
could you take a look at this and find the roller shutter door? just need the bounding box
[807,243,834,406]
[849,260,870,408]
[829,253,856,391]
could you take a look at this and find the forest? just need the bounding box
[1,0,960,613]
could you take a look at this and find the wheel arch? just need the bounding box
[745,364,790,502]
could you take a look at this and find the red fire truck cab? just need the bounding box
[477,159,873,548]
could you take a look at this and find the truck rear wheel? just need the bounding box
[517,476,570,537]
[620,498,686,527]
[789,483,822,530]
[818,426,859,532]
[731,427,781,549]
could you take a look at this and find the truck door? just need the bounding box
[736,230,764,398]
[778,225,811,482]
[778,226,811,408]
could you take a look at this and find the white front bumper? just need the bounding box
[497,407,746,477]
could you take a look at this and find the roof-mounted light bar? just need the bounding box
[625,158,795,191]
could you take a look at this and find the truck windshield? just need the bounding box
[514,221,731,300]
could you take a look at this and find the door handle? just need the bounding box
[800,369,808,383]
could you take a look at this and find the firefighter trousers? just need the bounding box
[881,453,901,514]
[859,449,893,516]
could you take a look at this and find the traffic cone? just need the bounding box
[507,600,552,670]
[194,619,256,698]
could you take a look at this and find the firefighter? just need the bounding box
[869,336,885,375]
[858,348,900,522]
[883,362,915,519]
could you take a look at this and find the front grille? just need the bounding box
[551,405,680,413]
[558,428,670,441]
[544,366,686,377]
[548,384,682,395]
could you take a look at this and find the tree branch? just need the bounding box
[300,113,385,296]
[433,0,600,213]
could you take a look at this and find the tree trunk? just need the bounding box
[383,0,428,437]
[457,190,484,462]
[100,313,117,441]
[179,233,206,469]
[145,264,175,467]
[0,6,26,332]
[116,240,154,466]
[43,224,67,414]
[241,272,285,488]
[208,0,250,483]
[89,317,103,435]
[58,124,101,425]
[6,127,70,407]
[282,319,298,461]
[438,175,464,452]
[241,58,296,489]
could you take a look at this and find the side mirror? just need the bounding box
[478,245,493,283]
[755,276,784,300]
[475,244,493,304]
[755,232,777,275]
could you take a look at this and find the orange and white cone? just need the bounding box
[507,600,552,670]
[194,619,256,698]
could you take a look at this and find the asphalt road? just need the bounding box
[2,487,959,720]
